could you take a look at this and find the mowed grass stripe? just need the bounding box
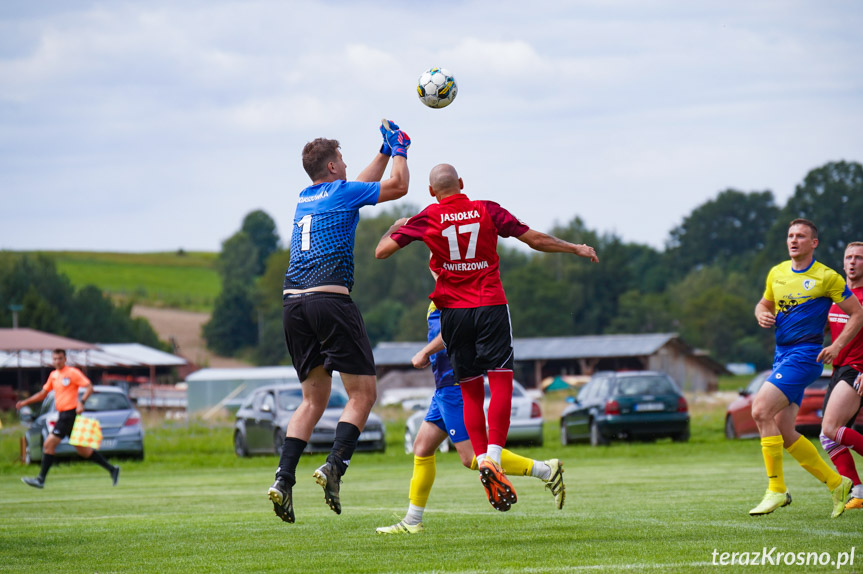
[31,250,221,311]
[2,428,861,574]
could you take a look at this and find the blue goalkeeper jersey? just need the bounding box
[283,180,380,292]
[763,259,851,347]
[428,303,457,389]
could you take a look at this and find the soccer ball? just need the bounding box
[417,67,457,109]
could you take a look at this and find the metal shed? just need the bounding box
[184,366,301,413]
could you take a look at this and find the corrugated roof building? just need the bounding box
[0,328,186,395]
[374,332,727,392]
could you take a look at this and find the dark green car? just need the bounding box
[560,371,690,446]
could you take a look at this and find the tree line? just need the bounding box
[0,253,164,349]
[8,161,853,371]
[205,160,861,370]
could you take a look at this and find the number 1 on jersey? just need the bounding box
[441,222,479,260]
[298,214,312,251]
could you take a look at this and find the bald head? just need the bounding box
[429,164,461,195]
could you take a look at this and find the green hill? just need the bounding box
[37,251,221,312]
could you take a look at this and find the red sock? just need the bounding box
[829,446,862,486]
[459,376,487,457]
[486,369,513,447]
[837,426,863,457]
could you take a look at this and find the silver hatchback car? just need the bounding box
[233,383,386,456]
[21,385,145,464]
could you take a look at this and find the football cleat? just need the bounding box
[831,476,853,518]
[268,478,295,523]
[749,489,792,516]
[375,520,424,535]
[845,497,863,510]
[110,466,120,487]
[479,459,517,512]
[22,476,45,489]
[543,459,565,510]
[313,462,342,515]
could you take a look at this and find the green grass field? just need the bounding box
[1,403,861,574]
[40,251,220,311]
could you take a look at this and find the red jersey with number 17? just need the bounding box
[828,286,863,370]
[389,193,529,309]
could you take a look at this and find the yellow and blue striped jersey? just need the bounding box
[763,259,851,347]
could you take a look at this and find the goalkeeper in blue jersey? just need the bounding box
[375,299,565,534]
[268,120,411,523]
[749,219,863,518]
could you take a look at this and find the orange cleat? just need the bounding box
[479,458,517,512]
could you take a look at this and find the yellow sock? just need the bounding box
[761,435,786,493]
[786,435,842,490]
[408,455,436,508]
[500,449,533,477]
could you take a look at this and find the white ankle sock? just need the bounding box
[405,504,424,525]
[531,460,551,481]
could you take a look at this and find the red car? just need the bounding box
[725,368,863,439]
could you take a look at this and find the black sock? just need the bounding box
[276,438,307,487]
[87,451,115,472]
[328,422,360,476]
[39,453,55,481]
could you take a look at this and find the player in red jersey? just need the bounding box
[820,242,863,510]
[375,163,597,511]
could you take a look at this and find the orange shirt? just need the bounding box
[42,366,91,412]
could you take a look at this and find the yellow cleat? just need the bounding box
[831,476,853,518]
[376,520,424,534]
[543,459,565,510]
[845,497,863,510]
[749,489,792,516]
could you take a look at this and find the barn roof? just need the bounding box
[0,329,186,369]
[375,333,684,366]
[512,333,680,360]
[0,328,98,351]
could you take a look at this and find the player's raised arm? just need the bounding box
[356,120,396,183]
[515,229,599,262]
[370,120,410,204]
[375,218,408,259]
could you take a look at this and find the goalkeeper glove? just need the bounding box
[381,118,410,158]
[379,122,392,156]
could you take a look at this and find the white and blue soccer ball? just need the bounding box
[417,67,457,109]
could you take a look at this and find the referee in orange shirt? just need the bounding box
[17,349,119,488]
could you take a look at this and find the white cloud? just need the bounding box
[1,0,862,252]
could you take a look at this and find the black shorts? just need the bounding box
[440,305,514,381]
[52,409,77,439]
[282,292,375,381]
[823,365,863,427]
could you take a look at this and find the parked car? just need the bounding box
[725,368,863,439]
[20,385,145,464]
[233,383,386,456]
[560,371,690,446]
[403,379,543,454]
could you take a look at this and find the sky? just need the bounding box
[1,1,861,253]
